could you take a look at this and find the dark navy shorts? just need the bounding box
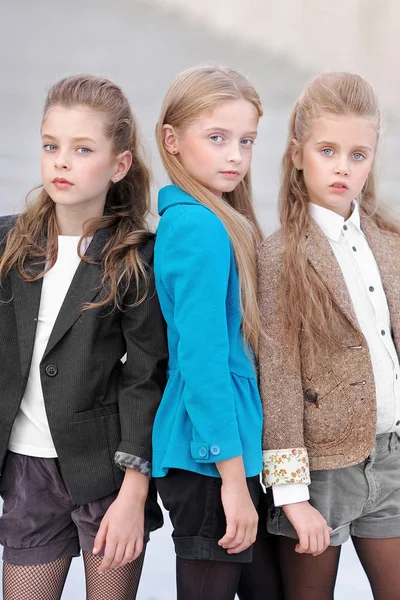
[156,468,269,563]
[0,451,163,565]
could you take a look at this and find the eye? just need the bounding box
[322,148,333,156]
[77,147,91,154]
[352,152,365,161]
[209,135,224,143]
[240,139,254,147]
[43,143,57,151]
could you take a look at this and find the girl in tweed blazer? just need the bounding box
[258,72,400,599]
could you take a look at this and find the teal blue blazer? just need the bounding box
[152,185,262,478]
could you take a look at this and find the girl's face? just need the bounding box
[41,105,130,217]
[164,98,259,196]
[292,113,377,219]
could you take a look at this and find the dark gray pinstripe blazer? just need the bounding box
[0,216,168,504]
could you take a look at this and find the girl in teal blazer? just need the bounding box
[152,65,282,600]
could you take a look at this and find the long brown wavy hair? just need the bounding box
[0,74,152,309]
[156,65,264,353]
[279,71,400,365]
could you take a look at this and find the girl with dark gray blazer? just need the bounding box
[0,75,167,600]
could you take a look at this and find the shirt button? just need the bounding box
[210,445,221,456]
[381,330,386,336]
[198,446,207,458]
[343,224,348,231]
[369,286,374,292]
[396,420,400,427]
[352,246,357,252]
[45,364,58,377]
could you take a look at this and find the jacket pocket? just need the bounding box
[74,404,118,422]
[303,370,353,448]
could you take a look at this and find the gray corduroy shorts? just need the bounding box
[268,432,400,546]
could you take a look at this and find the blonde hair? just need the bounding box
[156,65,263,353]
[279,71,399,365]
[0,74,152,309]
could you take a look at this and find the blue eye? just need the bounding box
[77,147,91,154]
[210,135,223,143]
[241,139,254,147]
[353,152,365,160]
[43,144,57,151]
[322,148,333,156]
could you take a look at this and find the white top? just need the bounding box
[8,236,82,457]
[273,201,400,507]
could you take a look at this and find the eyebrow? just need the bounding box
[41,134,98,144]
[204,127,258,136]
[315,140,373,152]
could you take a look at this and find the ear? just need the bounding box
[163,124,179,155]
[112,150,132,183]
[291,139,303,170]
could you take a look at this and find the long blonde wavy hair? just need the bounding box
[279,72,400,364]
[0,74,152,309]
[156,65,264,353]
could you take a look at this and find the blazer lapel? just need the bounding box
[306,219,360,332]
[11,267,43,381]
[42,227,113,359]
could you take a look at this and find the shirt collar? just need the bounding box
[309,200,361,242]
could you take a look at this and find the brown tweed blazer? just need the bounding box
[257,214,400,472]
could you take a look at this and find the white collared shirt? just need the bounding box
[309,200,400,435]
[273,201,400,507]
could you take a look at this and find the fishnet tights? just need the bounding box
[83,551,145,600]
[3,557,72,600]
[2,551,145,600]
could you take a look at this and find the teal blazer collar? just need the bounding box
[158,185,201,216]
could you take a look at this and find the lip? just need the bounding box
[220,170,240,179]
[329,181,348,193]
[52,177,73,189]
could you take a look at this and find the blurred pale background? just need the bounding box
[1,1,399,597]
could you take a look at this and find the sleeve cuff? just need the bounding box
[190,440,243,463]
[272,483,310,507]
[262,448,311,487]
[114,451,151,477]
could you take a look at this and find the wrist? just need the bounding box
[216,455,247,487]
[119,467,149,501]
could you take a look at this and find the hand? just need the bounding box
[283,500,332,556]
[217,456,258,555]
[93,469,148,572]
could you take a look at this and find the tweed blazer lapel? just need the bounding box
[306,218,360,332]
[361,215,400,347]
[42,227,113,360]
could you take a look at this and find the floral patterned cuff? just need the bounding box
[114,452,151,478]
[262,448,311,488]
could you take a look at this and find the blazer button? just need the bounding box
[198,446,207,458]
[210,445,220,456]
[304,388,318,403]
[45,364,58,377]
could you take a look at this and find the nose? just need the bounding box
[334,155,349,176]
[227,143,243,164]
[54,151,70,170]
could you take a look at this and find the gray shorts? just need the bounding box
[0,452,162,565]
[268,432,400,546]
